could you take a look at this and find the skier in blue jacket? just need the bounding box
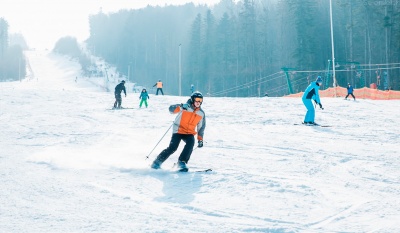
[302,76,323,125]
[345,83,356,101]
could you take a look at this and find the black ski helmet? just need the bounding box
[191,91,203,104]
[121,80,125,83]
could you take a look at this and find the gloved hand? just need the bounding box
[319,103,323,109]
[181,103,189,110]
[198,140,203,148]
[125,94,127,97]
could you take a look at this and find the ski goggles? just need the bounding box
[194,98,203,103]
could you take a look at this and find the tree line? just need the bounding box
[0,18,27,82]
[86,0,400,96]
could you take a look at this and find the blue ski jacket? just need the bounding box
[347,85,354,94]
[139,92,149,100]
[302,81,321,104]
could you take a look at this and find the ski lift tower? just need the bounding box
[326,60,332,88]
[281,67,296,95]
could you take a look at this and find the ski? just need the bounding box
[107,107,134,110]
[294,123,332,127]
[151,167,212,173]
[194,168,213,172]
[170,163,212,173]
[172,168,212,173]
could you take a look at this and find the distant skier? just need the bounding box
[139,88,149,108]
[190,84,195,93]
[345,83,356,101]
[302,76,323,125]
[151,91,206,172]
[113,80,127,109]
[153,79,164,95]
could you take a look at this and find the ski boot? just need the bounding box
[176,160,188,172]
[150,159,162,169]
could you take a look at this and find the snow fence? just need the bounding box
[285,86,400,100]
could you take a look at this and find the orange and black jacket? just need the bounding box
[169,101,206,141]
[153,82,163,88]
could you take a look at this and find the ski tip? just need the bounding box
[174,168,212,173]
[195,168,213,172]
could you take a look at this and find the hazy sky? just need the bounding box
[0,0,219,50]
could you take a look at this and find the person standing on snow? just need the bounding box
[139,88,150,108]
[153,79,164,95]
[302,76,323,125]
[345,83,356,101]
[113,80,127,109]
[151,91,206,172]
[190,84,195,93]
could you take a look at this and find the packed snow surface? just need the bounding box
[1,51,399,233]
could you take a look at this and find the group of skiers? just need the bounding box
[112,75,355,172]
[112,80,164,109]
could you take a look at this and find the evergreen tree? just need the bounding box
[238,0,257,96]
[215,12,235,95]
[0,18,8,59]
[187,14,203,92]
[286,0,319,70]
[202,10,217,94]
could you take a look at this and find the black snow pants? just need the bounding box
[114,93,122,108]
[156,133,195,163]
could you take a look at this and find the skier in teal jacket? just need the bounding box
[302,76,323,125]
[139,88,149,108]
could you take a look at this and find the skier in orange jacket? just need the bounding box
[151,91,206,171]
[153,80,164,95]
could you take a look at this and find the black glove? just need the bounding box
[125,94,127,97]
[319,103,323,109]
[198,140,203,148]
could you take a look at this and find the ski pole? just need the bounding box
[314,102,324,110]
[145,123,173,160]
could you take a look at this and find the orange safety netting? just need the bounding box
[285,86,400,100]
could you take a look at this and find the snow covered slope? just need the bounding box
[0,50,399,233]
